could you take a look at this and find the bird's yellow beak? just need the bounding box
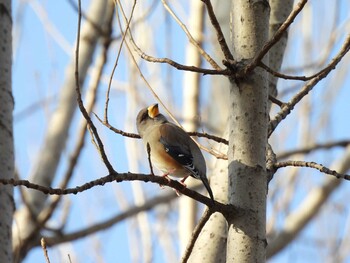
[147,104,159,118]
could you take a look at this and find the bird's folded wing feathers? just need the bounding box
[159,124,200,179]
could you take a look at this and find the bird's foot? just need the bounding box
[180,176,189,187]
[174,177,189,196]
[162,173,172,182]
[158,173,171,188]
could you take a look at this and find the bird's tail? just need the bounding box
[201,176,215,203]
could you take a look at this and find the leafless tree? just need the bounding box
[1,0,350,262]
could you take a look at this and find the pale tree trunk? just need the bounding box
[0,0,14,262]
[226,1,269,262]
[179,0,205,253]
[12,0,110,260]
[268,0,293,97]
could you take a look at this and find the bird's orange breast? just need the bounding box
[150,144,187,178]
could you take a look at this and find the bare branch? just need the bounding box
[259,62,318,81]
[268,95,286,108]
[0,173,231,210]
[261,46,350,81]
[40,238,51,263]
[274,160,350,180]
[188,131,228,145]
[181,208,214,263]
[117,1,226,76]
[38,28,113,227]
[201,0,234,62]
[75,0,114,173]
[161,0,222,70]
[138,53,229,75]
[116,0,183,127]
[146,143,155,176]
[104,0,134,124]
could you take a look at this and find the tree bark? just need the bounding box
[268,0,293,97]
[226,1,270,262]
[0,1,14,262]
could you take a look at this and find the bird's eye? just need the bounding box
[140,112,148,122]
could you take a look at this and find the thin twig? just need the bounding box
[268,34,350,137]
[110,0,159,42]
[116,0,182,127]
[259,62,316,81]
[181,208,214,263]
[75,0,115,173]
[201,0,234,62]
[188,131,228,145]
[161,0,221,70]
[118,1,227,76]
[274,160,350,180]
[268,95,286,108]
[105,1,135,124]
[139,54,229,75]
[146,143,155,176]
[41,238,51,263]
[260,54,348,81]
[115,1,229,162]
[38,27,113,227]
[94,112,140,138]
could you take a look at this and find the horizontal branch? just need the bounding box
[139,53,230,75]
[274,160,350,180]
[259,62,321,81]
[0,173,233,212]
[187,131,228,145]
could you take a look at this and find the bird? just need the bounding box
[136,103,214,202]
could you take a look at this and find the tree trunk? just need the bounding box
[0,1,14,262]
[226,1,270,262]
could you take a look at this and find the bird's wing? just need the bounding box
[159,123,200,179]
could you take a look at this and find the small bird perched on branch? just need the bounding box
[136,103,214,202]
